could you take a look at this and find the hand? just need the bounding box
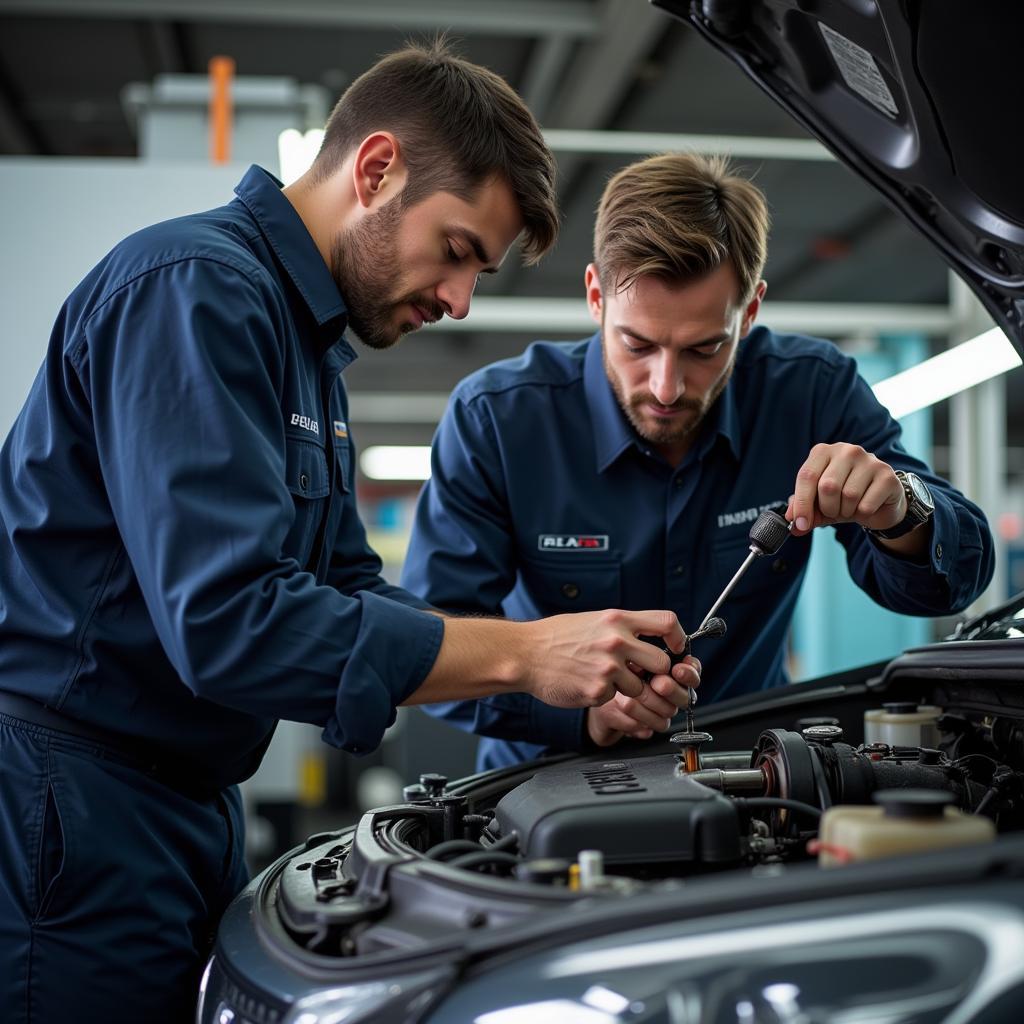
[587,654,701,747]
[788,443,905,536]
[520,609,686,709]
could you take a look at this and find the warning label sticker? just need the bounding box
[819,22,899,119]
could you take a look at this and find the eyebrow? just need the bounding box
[617,325,732,349]
[453,228,500,274]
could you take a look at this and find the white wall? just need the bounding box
[0,158,248,436]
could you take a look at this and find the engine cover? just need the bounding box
[493,754,742,865]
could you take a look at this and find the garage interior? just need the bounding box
[0,0,1021,870]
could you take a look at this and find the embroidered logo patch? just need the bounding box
[333,420,348,439]
[290,413,320,437]
[538,534,610,551]
[717,500,787,529]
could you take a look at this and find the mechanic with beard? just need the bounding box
[402,151,995,770]
[0,45,699,1023]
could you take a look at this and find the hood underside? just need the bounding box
[652,0,1024,357]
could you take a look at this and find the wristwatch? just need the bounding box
[866,470,934,540]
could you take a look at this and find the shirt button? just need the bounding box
[674,475,684,487]
[562,583,580,599]
[772,558,788,574]
[935,543,943,561]
[672,565,684,576]
[299,472,310,490]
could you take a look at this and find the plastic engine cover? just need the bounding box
[493,754,742,865]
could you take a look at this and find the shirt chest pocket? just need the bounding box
[520,555,622,612]
[284,437,330,568]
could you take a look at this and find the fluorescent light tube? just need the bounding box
[359,445,432,481]
[872,327,1021,418]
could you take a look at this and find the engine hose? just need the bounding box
[733,797,822,822]
[446,850,522,872]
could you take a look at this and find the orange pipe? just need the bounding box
[209,56,235,165]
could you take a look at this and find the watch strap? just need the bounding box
[866,471,932,540]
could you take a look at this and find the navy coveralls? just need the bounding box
[0,166,442,1021]
[401,330,994,770]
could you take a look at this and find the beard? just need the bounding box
[602,335,733,450]
[329,195,443,351]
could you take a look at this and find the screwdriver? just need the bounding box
[678,616,726,733]
[650,614,726,730]
[698,509,793,631]
[645,615,726,683]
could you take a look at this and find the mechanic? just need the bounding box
[401,151,995,771]
[0,46,697,1023]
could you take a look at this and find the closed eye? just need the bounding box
[689,343,725,360]
[622,335,652,356]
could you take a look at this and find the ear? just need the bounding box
[351,132,407,210]
[739,280,767,336]
[584,263,604,326]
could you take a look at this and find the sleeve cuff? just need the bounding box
[322,592,444,755]
[866,488,958,581]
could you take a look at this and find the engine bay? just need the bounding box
[266,654,1024,960]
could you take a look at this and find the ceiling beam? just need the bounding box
[491,0,669,292]
[0,0,600,35]
[519,35,575,125]
[544,0,666,131]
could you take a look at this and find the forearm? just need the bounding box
[401,616,525,705]
[402,608,687,710]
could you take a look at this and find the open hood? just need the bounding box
[652,0,1024,358]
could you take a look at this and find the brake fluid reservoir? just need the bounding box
[863,702,941,747]
[815,789,995,868]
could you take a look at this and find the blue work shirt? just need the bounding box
[401,328,994,770]
[0,165,443,787]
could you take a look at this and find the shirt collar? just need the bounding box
[583,331,743,472]
[233,165,348,327]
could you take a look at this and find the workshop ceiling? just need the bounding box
[1,0,1018,457]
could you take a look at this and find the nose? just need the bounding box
[650,351,684,406]
[436,272,477,321]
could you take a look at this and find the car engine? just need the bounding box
[269,687,1024,959]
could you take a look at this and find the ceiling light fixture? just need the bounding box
[872,327,1021,418]
[359,445,433,481]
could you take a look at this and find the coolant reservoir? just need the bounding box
[863,702,941,747]
[815,789,995,868]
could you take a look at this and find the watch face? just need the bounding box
[906,472,935,511]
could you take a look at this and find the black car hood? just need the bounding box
[652,0,1024,358]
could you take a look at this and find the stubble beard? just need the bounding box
[329,196,442,351]
[602,335,733,448]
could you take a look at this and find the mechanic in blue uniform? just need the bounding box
[402,152,995,771]
[0,47,699,1024]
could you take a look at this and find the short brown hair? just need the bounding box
[594,152,769,303]
[312,40,558,264]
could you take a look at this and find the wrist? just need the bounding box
[865,471,934,540]
[492,618,538,692]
